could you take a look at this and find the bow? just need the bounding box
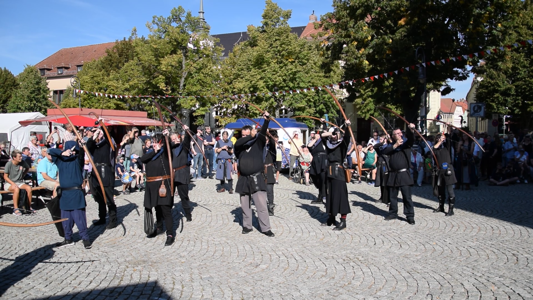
[420,118,485,152]
[153,102,174,197]
[48,99,107,204]
[324,88,361,172]
[291,115,344,133]
[379,106,439,165]
[241,115,291,164]
[240,99,304,158]
[88,112,115,152]
[152,101,210,171]
[369,116,392,143]
[0,218,68,228]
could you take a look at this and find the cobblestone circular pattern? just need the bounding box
[1,178,532,299]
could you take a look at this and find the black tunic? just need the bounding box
[381,129,415,187]
[309,138,327,176]
[433,134,457,186]
[374,142,390,187]
[264,138,276,184]
[141,143,173,209]
[322,134,351,215]
[86,137,115,187]
[171,133,192,185]
[234,119,270,194]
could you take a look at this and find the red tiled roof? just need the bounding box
[301,22,325,40]
[440,98,467,113]
[35,42,116,77]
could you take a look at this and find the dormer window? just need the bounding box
[40,69,45,76]
[57,67,64,75]
[77,65,83,72]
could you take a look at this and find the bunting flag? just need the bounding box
[73,39,532,102]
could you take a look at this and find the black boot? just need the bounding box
[321,215,336,226]
[184,208,192,222]
[268,204,275,216]
[433,196,445,213]
[446,197,455,216]
[106,209,118,229]
[333,218,346,231]
[165,235,175,246]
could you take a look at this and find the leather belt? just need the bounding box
[146,175,170,182]
[173,165,187,172]
[264,163,273,167]
[391,168,407,173]
[61,186,83,191]
[95,163,111,167]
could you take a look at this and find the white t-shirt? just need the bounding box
[514,151,528,163]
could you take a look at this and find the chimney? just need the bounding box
[309,10,318,23]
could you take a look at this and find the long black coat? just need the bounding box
[433,134,457,186]
[373,142,390,187]
[309,138,327,176]
[171,133,192,185]
[141,143,173,209]
[381,130,415,187]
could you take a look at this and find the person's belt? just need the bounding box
[264,163,274,167]
[95,163,111,167]
[146,175,171,182]
[217,158,232,162]
[173,165,187,172]
[390,168,407,173]
[61,186,83,191]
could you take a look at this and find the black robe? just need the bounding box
[86,137,115,187]
[322,134,351,215]
[381,129,415,187]
[264,138,276,184]
[374,142,390,187]
[309,138,327,176]
[171,133,192,185]
[141,142,173,209]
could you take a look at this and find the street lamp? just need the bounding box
[70,75,80,108]
[416,47,427,134]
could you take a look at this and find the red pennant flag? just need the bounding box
[426,62,431,66]
[400,68,405,73]
[370,77,374,81]
[492,48,498,53]
[520,41,526,46]
[379,74,383,78]
[468,54,473,58]
[480,51,485,56]
[411,65,415,69]
[436,60,441,65]
[506,45,512,50]
[361,79,365,82]
[389,72,393,76]
[446,58,450,62]
[457,56,462,61]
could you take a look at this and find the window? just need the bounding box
[77,65,83,72]
[57,68,63,75]
[39,69,45,76]
[52,90,65,104]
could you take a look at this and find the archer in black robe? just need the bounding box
[170,130,193,221]
[432,132,457,216]
[308,134,327,204]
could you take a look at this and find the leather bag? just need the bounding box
[144,208,155,235]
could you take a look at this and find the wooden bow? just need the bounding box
[241,115,291,164]
[88,112,115,152]
[369,116,392,143]
[324,88,361,172]
[0,218,68,227]
[240,99,304,158]
[420,118,485,152]
[153,101,210,171]
[291,115,344,133]
[154,102,174,197]
[379,106,439,165]
[48,99,107,204]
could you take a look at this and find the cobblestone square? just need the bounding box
[1,178,532,299]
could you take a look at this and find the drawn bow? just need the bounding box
[48,98,107,204]
[369,116,392,143]
[379,106,439,165]
[88,111,115,152]
[151,102,174,197]
[241,115,291,164]
[0,219,68,228]
[420,118,485,152]
[291,115,344,133]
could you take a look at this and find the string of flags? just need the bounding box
[74,40,533,101]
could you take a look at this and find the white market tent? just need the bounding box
[0,112,50,152]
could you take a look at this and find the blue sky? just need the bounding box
[0,0,472,99]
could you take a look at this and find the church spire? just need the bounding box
[199,0,205,22]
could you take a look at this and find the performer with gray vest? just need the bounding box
[432,127,457,216]
[215,130,234,194]
[86,127,118,229]
[170,127,193,222]
[234,112,274,237]
[380,123,417,225]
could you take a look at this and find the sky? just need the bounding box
[0,0,472,100]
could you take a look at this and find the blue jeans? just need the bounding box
[193,153,204,179]
[202,148,214,178]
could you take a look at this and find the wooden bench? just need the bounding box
[0,186,46,194]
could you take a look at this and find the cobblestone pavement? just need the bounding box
[1,177,532,299]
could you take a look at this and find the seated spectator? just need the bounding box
[514,147,529,183]
[116,156,131,195]
[410,145,424,187]
[3,150,34,216]
[129,154,144,191]
[37,148,60,198]
[28,136,41,162]
[362,143,377,185]
[489,162,518,186]
[21,147,34,166]
[0,142,9,168]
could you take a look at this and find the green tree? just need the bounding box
[8,65,50,114]
[219,0,342,127]
[321,0,521,122]
[473,0,533,129]
[0,67,18,113]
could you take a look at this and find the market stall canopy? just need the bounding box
[224,118,308,130]
[19,108,169,127]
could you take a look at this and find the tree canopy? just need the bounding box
[321,0,523,122]
[0,67,18,113]
[473,0,533,129]
[8,65,50,114]
[219,0,342,127]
